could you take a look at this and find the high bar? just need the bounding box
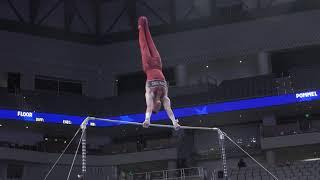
[84,117,219,131]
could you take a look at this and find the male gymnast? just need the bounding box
[138,16,180,130]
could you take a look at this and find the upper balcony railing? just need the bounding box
[1,66,320,117]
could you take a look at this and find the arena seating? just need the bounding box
[228,160,320,180]
[111,160,320,180]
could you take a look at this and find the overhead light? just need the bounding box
[205,65,209,68]
[25,126,29,129]
[54,139,58,142]
[240,60,243,63]
[45,138,48,141]
[0,124,2,127]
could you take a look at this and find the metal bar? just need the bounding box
[170,0,176,24]
[7,0,25,23]
[43,127,81,180]
[217,130,228,179]
[137,0,169,24]
[104,5,128,33]
[181,168,185,180]
[90,117,219,131]
[37,0,64,25]
[183,2,195,20]
[240,0,249,9]
[81,126,87,178]
[93,0,101,36]
[222,131,279,180]
[29,0,41,24]
[72,2,92,33]
[64,0,75,32]
[66,127,86,180]
[162,170,166,179]
[81,117,278,180]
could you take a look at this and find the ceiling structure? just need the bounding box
[0,0,255,44]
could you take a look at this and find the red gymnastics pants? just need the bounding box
[138,16,165,81]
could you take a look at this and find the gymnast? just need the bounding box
[138,16,180,130]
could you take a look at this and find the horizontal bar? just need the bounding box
[88,117,219,131]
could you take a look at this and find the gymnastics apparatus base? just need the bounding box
[42,117,279,180]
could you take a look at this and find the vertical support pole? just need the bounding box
[81,128,87,179]
[162,170,165,180]
[199,167,204,178]
[93,0,101,37]
[170,0,176,24]
[181,168,185,180]
[64,0,75,32]
[218,130,228,180]
[80,117,89,179]
[165,170,168,179]
[197,167,200,177]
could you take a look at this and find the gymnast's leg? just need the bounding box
[138,16,162,70]
[138,17,151,72]
[142,17,160,58]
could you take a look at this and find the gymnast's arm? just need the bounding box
[145,90,153,122]
[162,96,178,123]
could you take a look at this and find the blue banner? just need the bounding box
[0,90,319,127]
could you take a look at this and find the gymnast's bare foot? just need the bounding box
[143,120,150,128]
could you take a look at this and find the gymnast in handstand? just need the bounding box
[138,16,180,130]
